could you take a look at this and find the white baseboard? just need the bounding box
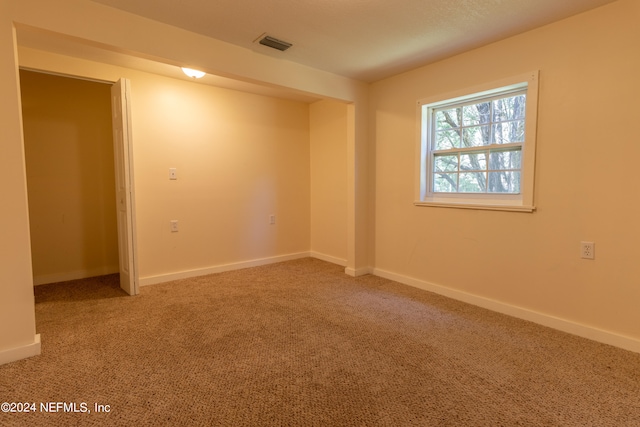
[345,266,373,277]
[309,251,347,267]
[0,334,41,366]
[140,252,311,286]
[34,266,119,286]
[373,268,640,354]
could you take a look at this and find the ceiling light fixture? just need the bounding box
[181,67,206,79]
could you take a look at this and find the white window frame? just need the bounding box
[415,71,539,212]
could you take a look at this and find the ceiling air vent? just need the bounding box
[258,35,292,52]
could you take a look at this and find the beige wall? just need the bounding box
[310,100,348,264]
[20,70,118,284]
[132,73,311,280]
[19,49,311,282]
[370,0,640,344]
[0,2,38,359]
[10,0,371,272]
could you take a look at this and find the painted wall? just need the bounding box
[310,100,348,264]
[20,70,119,285]
[370,0,640,345]
[0,1,38,360]
[309,101,349,265]
[9,0,370,276]
[18,48,311,283]
[132,73,311,281]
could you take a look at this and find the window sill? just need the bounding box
[414,201,536,213]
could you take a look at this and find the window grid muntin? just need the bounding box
[429,90,526,195]
[431,145,523,194]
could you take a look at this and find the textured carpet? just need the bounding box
[1,258,639,426]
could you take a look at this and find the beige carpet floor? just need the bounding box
[1,258,639,426]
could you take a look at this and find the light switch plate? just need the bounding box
[169,168,177,180]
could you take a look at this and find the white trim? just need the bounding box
[123,78,140,296]
[310,251,347,267]
[139,252,310,286]
[414,201,535,213]
[416,71,539,209]
[418,76,533,107]
[33,266,119,286]
[373,268,640,354]
[18,66,114,85]
[0,334,41,366]
[345,266,373,277]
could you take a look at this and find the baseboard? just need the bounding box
[373,268,640,354]
[345,266,373,277]
[34,266,119,286]
[0,334,41,366]
[140,252,311,286]
[309,251,347,267]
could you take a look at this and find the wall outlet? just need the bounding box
[169,168,177,180]
[580,241,594,259]
[269,214,276,225]
[170,220,179,232]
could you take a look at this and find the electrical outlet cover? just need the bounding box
[580,241,594,259]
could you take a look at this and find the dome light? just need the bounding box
[181,67,206,79]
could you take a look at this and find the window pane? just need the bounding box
[492,120,525,144]
[435,129,460,150]
[433,173,457,192]
[460,152,486,171]
[463,125,490,147]
[459,172,485,192]
[435,108,461,130]
[489,149,521,170]
[434,154,458,172]
[488,171,521,193]
[493,94,526,122]
[462,102,490,126]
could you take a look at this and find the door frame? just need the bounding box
[111,78,139,295]
[19,69,139,293]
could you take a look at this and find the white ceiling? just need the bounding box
[88,0,618,83]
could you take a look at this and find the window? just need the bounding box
[416,71,539,212]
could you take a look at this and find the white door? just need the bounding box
[111,79,138,295]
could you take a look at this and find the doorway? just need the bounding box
[20,69,120,288]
